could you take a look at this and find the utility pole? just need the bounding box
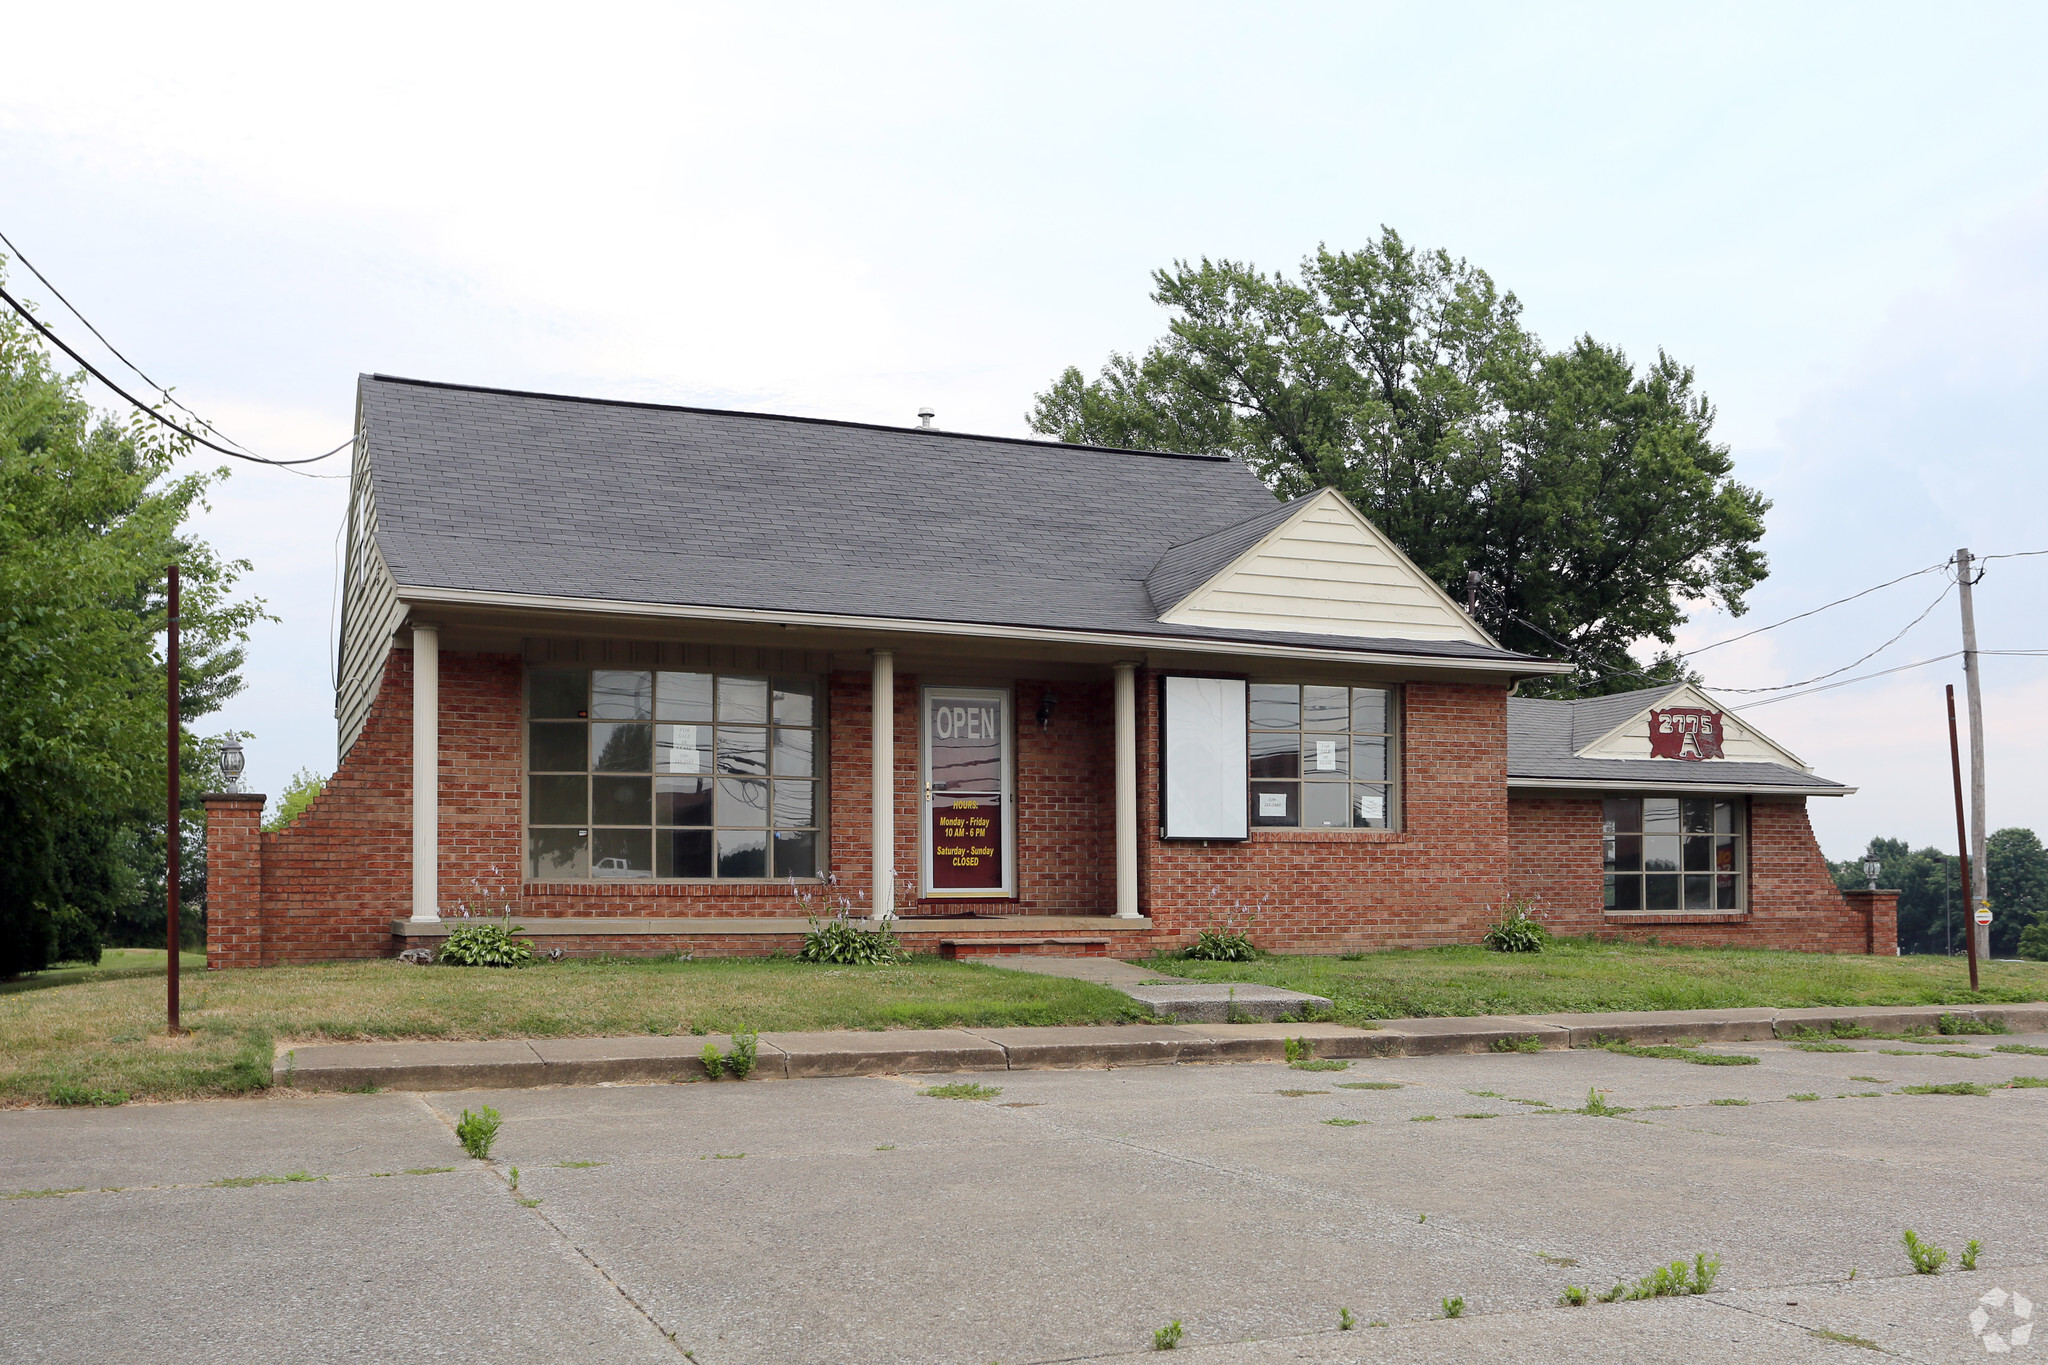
[1955,548,1991,962]
[166,564,181,1036]
[1946,685,1977,992]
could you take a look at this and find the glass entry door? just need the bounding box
[920,686,1013,898]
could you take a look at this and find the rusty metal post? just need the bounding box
[1946,685,1977,994]
[167,564,181,1035]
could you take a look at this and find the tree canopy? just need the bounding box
[0,268,261,975]
[1831,829,2048,959]
[1028,230,1770,695]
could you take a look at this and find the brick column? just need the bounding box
[1843,889,1900,955]
[202,793,267,968]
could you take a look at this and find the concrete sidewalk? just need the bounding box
[275,1001,2048,1092]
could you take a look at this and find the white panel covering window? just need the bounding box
[1161,676,1250,839]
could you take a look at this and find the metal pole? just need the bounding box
[1956,548,1991,961]
[166,564,181,1035]
[1946,684,1977,993]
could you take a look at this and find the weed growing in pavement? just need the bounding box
[507,1166,520,1192]
[875,1145,895,1151]
[404,1167,453,1175]
[1440,1296,1465,1319]
[1411,1115,1439,1122]
[1536,1251,1580,1267]
[1789,1042,1859,1053]
[2005,1076,2048,1088]
[1467,1089,1504,1098]
[517,1196,541,1208]
[1847,1268,1858,1281]
[701,1028,761,1080]
[1491,1035,1545,1054]
[1322,1118,1365,1127]
[1849,1075,1887,1083]
[1994,1043,2048,1056]
[1597,1254,1721,1301]
[1842,1092,1885,1098]
[1507,1096,1556,1108]
[1903,1230,1948,1274]
[1151,1319,1183,1350]
[456,1106,502,1160]
[1809,1328,1882,1349]
[208,1172,319,1188]
[1559,1285,1588,1306]
[1962,1239,1982,1271]
[1898,1082,1990,1096]
[1711,1098,1750,1106]
[1275,1089,1329,1097]
[8,1187,87,1199]
[921,1082,1002,1100]
[1938,1014,2007,1035]
[1458,1112,1501,1120]
[1578,1088,1632,1117]
[555,1160,605,1168]
[1338,1307,1356,1331]
[1337,1081,1402,1090]
[1292,1058,1350,1072]
[1594,1036,1758,1066]
[1368,1319,1389,1328]
[703,1153,746,1160]
[1789,1093,1820,1102]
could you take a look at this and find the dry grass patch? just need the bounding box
[0,955,1143,1107]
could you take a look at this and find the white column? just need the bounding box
[410,622,441,922]
[871,650,896,920]
[1113,661,1140,918]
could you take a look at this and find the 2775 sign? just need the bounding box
[1648,707,1725,761]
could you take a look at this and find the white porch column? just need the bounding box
[871,649,896,920]
[1113,661,1140,918]
[409,622,441,922]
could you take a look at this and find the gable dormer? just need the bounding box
[1148,488,1496,645]
[1573,683,1812,770]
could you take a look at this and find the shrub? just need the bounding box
[2018,915,2048,962]
[701,1028,760,1079]
[1186,925,1257,962]
[439,916,534,968]
[798,915,902,965]
[456,1105,502,1160]
[1482,897,1549,953]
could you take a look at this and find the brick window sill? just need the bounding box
[1603,911,1748,925]
[519,880,825,897]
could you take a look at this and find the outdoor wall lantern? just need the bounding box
[218,736,246,794]
[1862,855,1882,890]
[1036,690,1058,733]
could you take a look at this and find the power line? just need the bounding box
[0,280,350,469]
[1727,653,1964,709]
[1707,581,1953,693]
[1678,559,1950,658]
[0,226,262,457]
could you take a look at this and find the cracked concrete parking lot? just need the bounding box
[5,1030,2046,1364]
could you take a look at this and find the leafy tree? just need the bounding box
[0,267,261,974]
[1832,828,2048,958]
[264,767,326,832]
[1029,230,1770,695]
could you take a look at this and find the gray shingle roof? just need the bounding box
[1508,688,1847,792]
[1144,495,1311,613]
[360,376,1555,668]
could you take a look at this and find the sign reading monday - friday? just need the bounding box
[927,694,1004,889]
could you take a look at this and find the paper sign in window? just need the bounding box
[658,725,700,773]
[1258,792,1288,817]
[1358,790,1385,820]
[1314,739,1337,772]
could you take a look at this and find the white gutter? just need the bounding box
[1507,776,1856,796]
[395,584,1573,676]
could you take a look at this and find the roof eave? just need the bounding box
[394,583,1571,676]
[1506,775,1855,796]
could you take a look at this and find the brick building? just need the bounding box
[202,376,1895,966]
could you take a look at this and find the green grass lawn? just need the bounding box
[1144,940,2048,1026]
[0,955,1146,1108]
[0,948,209,998]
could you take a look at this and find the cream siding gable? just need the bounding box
[1156,489,1496,645]
[336,417,406,758]
[1575,684,1812,770]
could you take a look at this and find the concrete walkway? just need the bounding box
[965,953,1336,1021]
[275,1001,2048,1093]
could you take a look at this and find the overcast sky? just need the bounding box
[4,2,2045,859]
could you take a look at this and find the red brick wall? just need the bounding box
[200,795,264,969]
[1505,792,1897,954]
[1135,671,1514,954]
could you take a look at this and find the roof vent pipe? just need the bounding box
[916,407,935,429]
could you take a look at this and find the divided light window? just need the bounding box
[1247,684,1397,829]
[1603,796,1745,912]
[525,668,822,882]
